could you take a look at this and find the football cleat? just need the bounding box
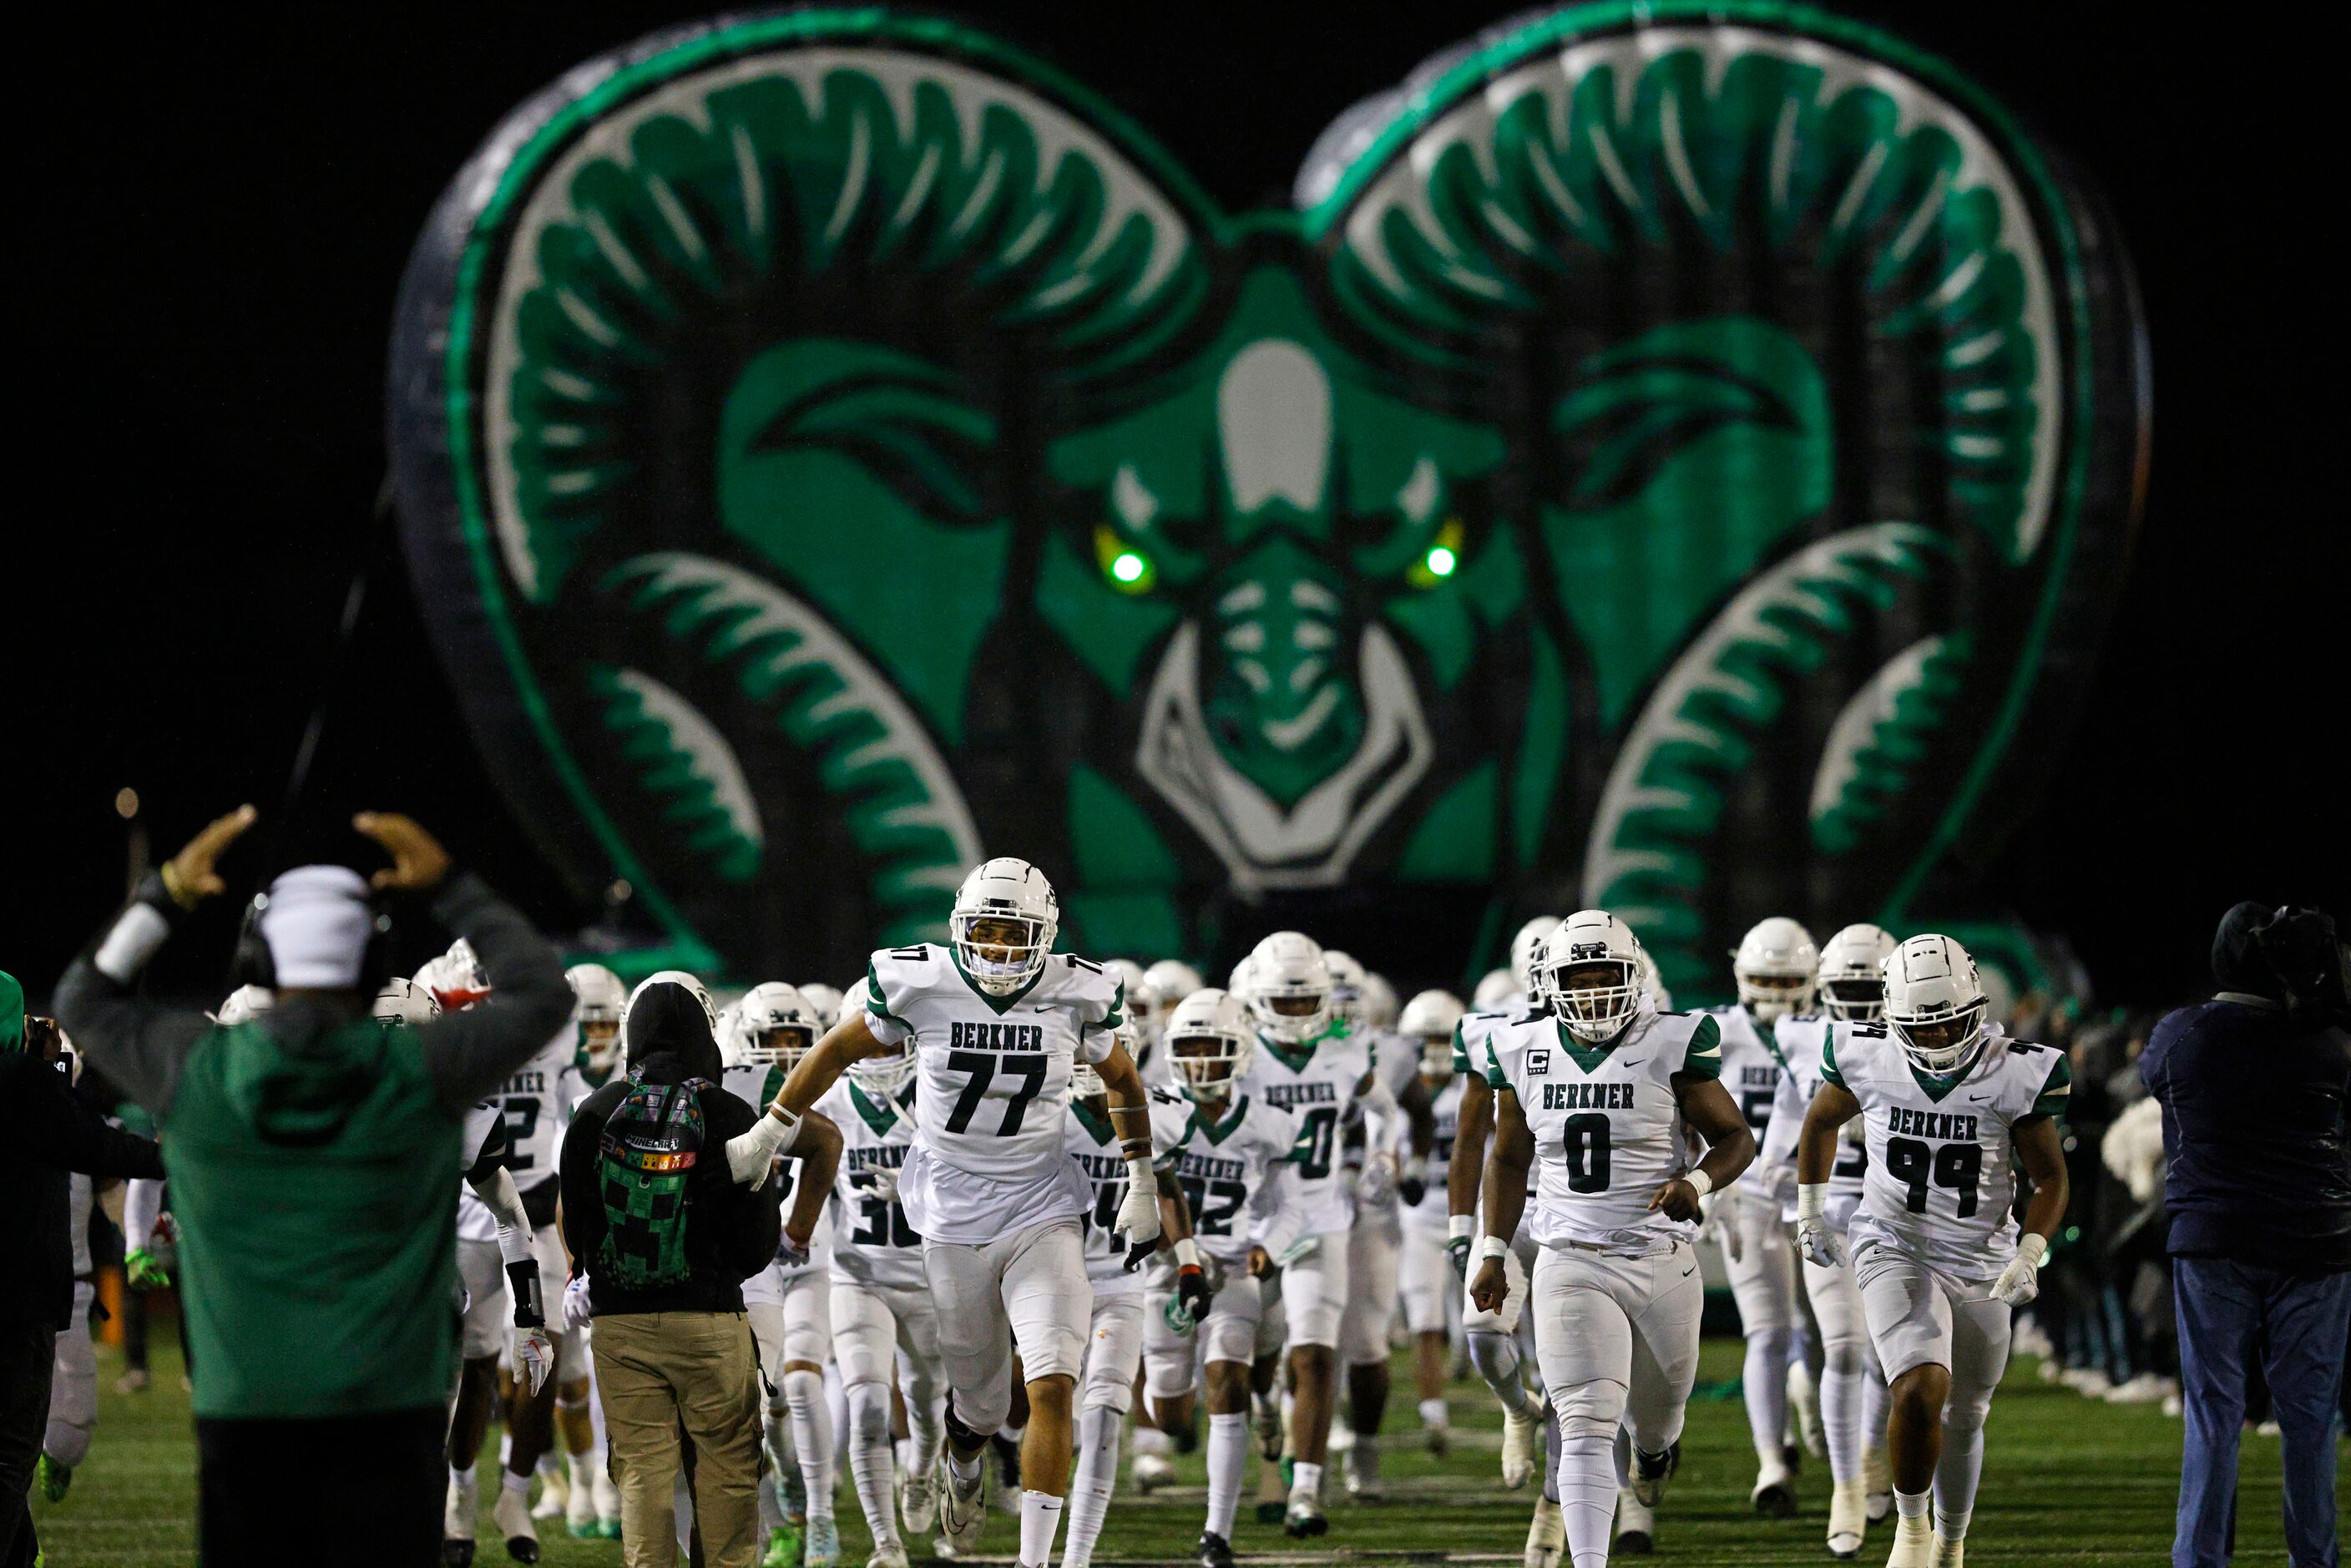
[763,1524,803,1568]
[1863,1445,1893,1522]
[1614,1487,1655,1555]
[564,1462,598,1536]
[1885,1516,1936,1568]
[444,1468,479,1566]
[901,1464,938,1537]
[867,1548,910,1568]
[1133,1450,1177,1494]
[1196,1530,1236,1568]
[1255,1454,1289,1523]
[1827,1478,1868,1559]
[1499,1391,1548,1489]
[1343,1438,1381,1498]
[1751,1449,1797,1517]
[1251,1389,1285,1460]
[803,1513,840,1568]
[1523,1496,1564,1568]
[1629,1440,1680,1508]
[1789,1361,1826,1459]
[531,1466,569,1520]
[939,1459,988,1553]
[492,1483,540,1563]
[1423,1418,1450,1457]
[36,1454,71,1504]
[1933,1539,1966,1567]
[1282,1485,1327,1539]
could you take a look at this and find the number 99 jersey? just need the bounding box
[1479,1009,1723,1254]
[862,943,1124,1244]
[1823,1024,2070,1279]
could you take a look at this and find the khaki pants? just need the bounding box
[591,1312,765,1568]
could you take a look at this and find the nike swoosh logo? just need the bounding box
[1621,1059,1646,1068]
[1680,1264,1696,1277]
[1966,1093,1992,1102]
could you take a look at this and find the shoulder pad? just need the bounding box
[866,943,948,1020]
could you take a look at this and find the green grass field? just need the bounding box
[29,1329,2341,1565]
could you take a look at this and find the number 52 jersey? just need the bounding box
[1823,1024,2070,1279]
[862,943,1124,1245]
[1479,1009,1723,1255]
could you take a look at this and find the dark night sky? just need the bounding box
[17,2,2345,1005]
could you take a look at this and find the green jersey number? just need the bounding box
[1293,1106,1339,1179]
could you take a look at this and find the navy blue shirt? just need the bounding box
[2142,998,2351,1271]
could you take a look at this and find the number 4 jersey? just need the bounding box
[1478,1008,1723,1255]
[1824,1024,2070,1279]
[862,943,1124,1245]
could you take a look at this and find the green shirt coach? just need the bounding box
[55,808,571,1568]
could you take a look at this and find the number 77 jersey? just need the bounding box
[862,943,1125,1244]
[1823,1023,2070,1279]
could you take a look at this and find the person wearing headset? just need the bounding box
[54,807,572,1568]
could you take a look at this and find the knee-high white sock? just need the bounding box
[909,1392,945,1478]
[1469,1331,1533,1416]
[1819,1345,1866,1484]
[1934,1414,1985,1540]
[767,1399,801,1516]
[1541,1397,1563,1503]
[1555,1426,1618,1568]
[827,1363,850,1470]
[1018,1490,1065,1567]
[1205,1413,1248,1539]
[1862,1362,1892,1452]
[1059,1405,1122,1568]
[1742,1325,1793,1465]
[846,1382,901,1553]
[784,1368,836,1525]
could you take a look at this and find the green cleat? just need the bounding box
[764,1520,806,1568]
[37,1454,72,1504]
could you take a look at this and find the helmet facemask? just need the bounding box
[1171,1028,1251,1105]
[952,911,1054,995]
[1069,1061,1108,1100]
[1249,981,1331,1045]
[1818,977,1887,1022]
[1417,1034,1455,1080]
[739,1019,814,1071]
[578,1014,622,1070]
[1889,999,1989,1075]
[1544,955,1642,1044]
[847,1037,915,1099]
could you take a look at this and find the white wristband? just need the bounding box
[2016,1232,2050,1268]
[1797,1181,1828,1222]
[1682,1168,1713,1200]
[726,1106,798,1185]
[1476,1235,1511,1262]
[1447,1213,1475,1242]
[1174,1237,1203,1270]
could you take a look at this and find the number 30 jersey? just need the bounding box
[1147,1086,1306,1268]
[1240,1023,1374,1238]
[1479,1009,1723,1256]
[863,943,1124,1244]
[815,1077,924,1292]
[1823,1024,2070,1280]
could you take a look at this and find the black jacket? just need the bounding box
[0,1051,165,1328]
[559,983,780,1315]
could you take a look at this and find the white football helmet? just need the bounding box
[1143,959,1205,1008]
[213,984,276,1026]
[1472,968,1517,1009]
[1637,949,1675,1012]
[627,969,718,1036]
[1226,953,1257,995]
[731,982,818,1070]
[1110,959,1165,1045]
[1073,1021,1135,1100]
[1360,973,1399,1031]
[798,983,845,1031]
[1242,932,1332,1044]
[372,976,442,1026]
[847,1028,915,1099]
[1537,911,1646,1044]
[1733,917,1819,1024]
[1164,988,1256,1104]
[1509,916,1560,994]
[1322,949,1368,1026]
[1398,989,1466,1077]
[567,963,626,1068]
[1817,924,1898,1020]
[950,857,1059,995]
[1883,934,1990,1075]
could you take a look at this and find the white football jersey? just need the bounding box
[455,1026,573,1240]
[1065,1101,1150,1297]
[1147,1085,1306,1267]
[1479,1008,1723,1256]
[557,1059,619,1115]
[1403,1073,1465,1230]
[1239,1020,1374,1237]
[1825,1024,2070,1278]
[1761,1014,1868,1228]
[817,1076,924,1292]
[723,1059,834,1278]
[1456,1008,1541,1201]
[863,943,1123,1244]
[1707,1005,1786,1196]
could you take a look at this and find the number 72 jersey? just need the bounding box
[1823,1024,2070,1279]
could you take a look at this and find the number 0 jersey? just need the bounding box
[1479,1008,1722,1256]
[1824,1024,2070,1279]
[1239,1021,1374,1238]
[1147,1086,1306,1267]
[863,943,1123,1244]
[815,1076,924,1291]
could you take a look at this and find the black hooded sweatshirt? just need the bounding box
[559,984,781,1314]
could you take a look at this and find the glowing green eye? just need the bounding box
[1095,524,1155,593]
[1407,518,1467,589]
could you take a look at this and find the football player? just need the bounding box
[1393,989,1468,1455]
[1764,923,1898,1556]
[1057,1031,1197,1568]
[721,983,840,1568]
[1110,961,1169,1088]
[544,965,624,1539]
[746,859,1162,1568]
[799,984,846,1033]
[1234,932,1398,1536]
[1139,989,1305,1568]
[811,1022,938,1568]
[1324,950,1438,1500]
[1471,911,1756,1568]
[1797,935,2070,1568]
[1703,918,1818,1515]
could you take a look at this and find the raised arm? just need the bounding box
[726,1010,889,1184]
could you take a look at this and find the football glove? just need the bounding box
[862,1166,899,1206]
[1445,1214,1474,1280]
[1795,1183,1846,1268]
[1356,1154,1397,1208]
[1992,1234,2049,1307]
[776,1232,813,1271]
[1118,1151,1163,1271]
[561,1272,594,1332]
[1173,1237,1215,1327]
[512,1325,556,1396]
[125,1247,171,1292]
